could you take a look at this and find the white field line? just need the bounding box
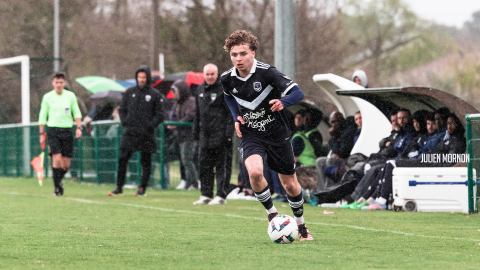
[3,191,480,242]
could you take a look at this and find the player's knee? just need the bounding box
[248,168,263,181]
[62,165,70,172]
[283,181,296,192]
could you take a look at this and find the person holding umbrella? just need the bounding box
[108,66,166,196]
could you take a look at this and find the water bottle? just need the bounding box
[387,194,393,210]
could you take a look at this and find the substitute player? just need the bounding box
[221,30,313,241]
[39,72,82,196]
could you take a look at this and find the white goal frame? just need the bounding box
[0,55,30,124]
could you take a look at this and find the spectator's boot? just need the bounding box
[342,201,359,209]
[361,201,386,210]
[298,224,314,241]
[134,187,146,197]
[193,196,212,205]
[108,186,123,196]
[208,196,226,205]
[351,201,368,209]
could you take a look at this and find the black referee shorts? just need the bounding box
[47,127,74,158]
[239,138,296,175]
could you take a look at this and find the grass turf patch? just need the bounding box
[1,177,480,269]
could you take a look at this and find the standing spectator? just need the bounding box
[315,111,356,191]
[192,64,234,205]
[352,70,368,88]
[293,109,306,133]
[38,72,83,196]
[108,66,166,197]
[170,80,198,190]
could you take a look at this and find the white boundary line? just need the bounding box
[3,191,480,243]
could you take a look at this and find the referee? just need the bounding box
[39,72,83,196]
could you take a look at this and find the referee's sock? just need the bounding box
[255,186,278,214]
[287,192,305,225]
[52,167,62,188]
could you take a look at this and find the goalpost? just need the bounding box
[0,55,31,175]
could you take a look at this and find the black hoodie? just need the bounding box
[118,66,166,153]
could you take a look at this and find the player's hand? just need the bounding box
[39,134,46,146]
[235,116,245,138]
[75,128,82,139]
[269,99,284,112]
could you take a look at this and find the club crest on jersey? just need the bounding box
[145,95,151,102]
[253,82,262,92]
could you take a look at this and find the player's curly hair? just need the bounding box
[223,30,259,52]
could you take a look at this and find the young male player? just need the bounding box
[221,30,313,241]
[39,72,82,196]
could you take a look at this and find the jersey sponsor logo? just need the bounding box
[145,95,151,102]
[232,88,238,94]
[132,94,136,97]
[242,108,275,132]
[199,93,204,97]
[253,82,262,92]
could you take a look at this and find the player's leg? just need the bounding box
[109,148,134,196]
[194,147,214,205]
[244,154,278,221]
[135,152,152,196]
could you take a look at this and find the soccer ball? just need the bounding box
[268,215,298,244]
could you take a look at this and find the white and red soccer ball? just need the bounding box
[267,215,298,244]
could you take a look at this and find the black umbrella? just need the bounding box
[89,90,123,105]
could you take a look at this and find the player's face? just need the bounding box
[354,113,362,128]
[137,72,147,88]
[52,77,66,91]
[447,117,456,135]
[354,77,362,86]
[427,120,436,134]
[294,114,304,127]
[230,44,255,74]
[397,111,409,128]
[204,67,218,85]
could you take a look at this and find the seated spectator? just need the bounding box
[315,111,356,191]
[304,108,325,157]
[344,109,418,209]
[293,109,306,133]
[361,113,466,210]
[354,111,362,145]
[352,70,368,88]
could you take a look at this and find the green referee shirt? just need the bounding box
[38,89,82,128]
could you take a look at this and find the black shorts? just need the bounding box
[47,127,74,158]
[239,138,296,175]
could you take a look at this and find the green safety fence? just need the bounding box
[466,114,480,214]
[0,121,240,189]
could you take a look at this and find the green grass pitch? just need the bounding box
[1,177,480,269]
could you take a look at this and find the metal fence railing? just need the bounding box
[465,114,480,213]
[0,121,239,189]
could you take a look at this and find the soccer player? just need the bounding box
[39,72,82,196]
[221,30,313,241]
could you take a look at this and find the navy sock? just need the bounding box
[287,192,304,218]
[255,186,274,210]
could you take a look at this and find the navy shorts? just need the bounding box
[47,127,74,158]
[239,138,296,175]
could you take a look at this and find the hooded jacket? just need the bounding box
[328,116,357,159]
[352,70,368,88]
[172,80,196,141]
[192,79,234,149]
[119,66,166,153]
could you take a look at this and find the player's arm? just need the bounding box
[270,85,304,112]
[192,92,200,140]
[38,95,49,145]
[266,67,304,112]
[224,93,244,138]
[71,94,83,138]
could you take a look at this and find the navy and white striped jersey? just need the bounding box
[220,59,298,142]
